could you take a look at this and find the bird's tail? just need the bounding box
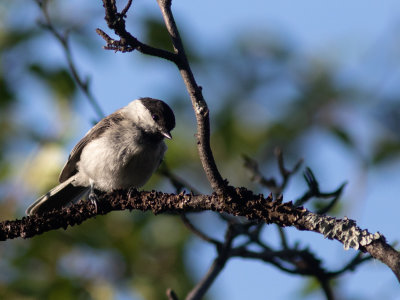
[26,176,89,216]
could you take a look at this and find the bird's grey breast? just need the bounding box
[106,121,166,188]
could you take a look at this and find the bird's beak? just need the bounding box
[162,131,172,139]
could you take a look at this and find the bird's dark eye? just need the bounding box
[152,114,159,121]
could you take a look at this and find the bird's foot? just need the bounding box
[88,190,98,214]
[128,187,138,196]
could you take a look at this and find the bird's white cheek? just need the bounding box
[125,101,158,132]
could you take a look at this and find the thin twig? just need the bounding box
[275,147,303,191]
[316,182,346,214]
[243,150,303,196]
[229,243,363,299]
[229,246,308,274]
[35,0,105,119]
[97,0,178,62]
[294,168,346,211]
[166,288,179,300]
[185,256,226,300]
[328,252,372,276]
[180,214,220,246]
[277,226,289,250]
[185,224,236,300]
[319,278,335,300]
[159,163,201,195]
[120,0,133,17]
[242,154,278,191]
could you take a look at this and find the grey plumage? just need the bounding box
[26,98,175,215]
[59,111,125,182]
[26,177,89,215]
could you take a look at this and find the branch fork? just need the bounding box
[97,0,227,195]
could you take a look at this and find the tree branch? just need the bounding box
[97,0,177,61]
[364,240,400,281]
[180,214,220,246]
[243,149,303,196]
[156,0,226,194]
[2,188,398,281]
[166,288,179,300]
[185,223,235,300]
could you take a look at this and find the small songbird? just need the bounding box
[26,97,175,215]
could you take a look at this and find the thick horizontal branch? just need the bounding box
[1,188,398,281]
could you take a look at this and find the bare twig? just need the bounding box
[185,255,226,300]
[35,0,105,119]
[120,0,133,17]
[294,167,346,213]
[319,279,334,300]
[230,244,331,278]
[329,252,372,276]
[166,288,179,300]
[275,148,303,191]
[180,214,220,246]
[242,154,278,191]
[229,242,372,300]
[277,226,289,250]
[159,164,201,195]
[185,224,236,300]
[97,0,177,61]
[243,149,303,196]
[316,183,346,214]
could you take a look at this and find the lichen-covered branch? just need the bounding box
[1,188,398,281]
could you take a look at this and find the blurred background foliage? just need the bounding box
[1,0,400,299]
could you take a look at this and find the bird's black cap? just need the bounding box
[140,97,176,138]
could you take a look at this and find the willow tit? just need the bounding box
[26,97,175,215]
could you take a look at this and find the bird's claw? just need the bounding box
[88,191,98,214]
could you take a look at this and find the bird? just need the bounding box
[26,97,175,215]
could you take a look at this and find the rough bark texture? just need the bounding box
[0,189,380,245]
[2,190,399,283]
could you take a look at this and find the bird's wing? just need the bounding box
[59,110,125,183]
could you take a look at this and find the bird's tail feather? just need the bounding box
[26,177,89,216]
